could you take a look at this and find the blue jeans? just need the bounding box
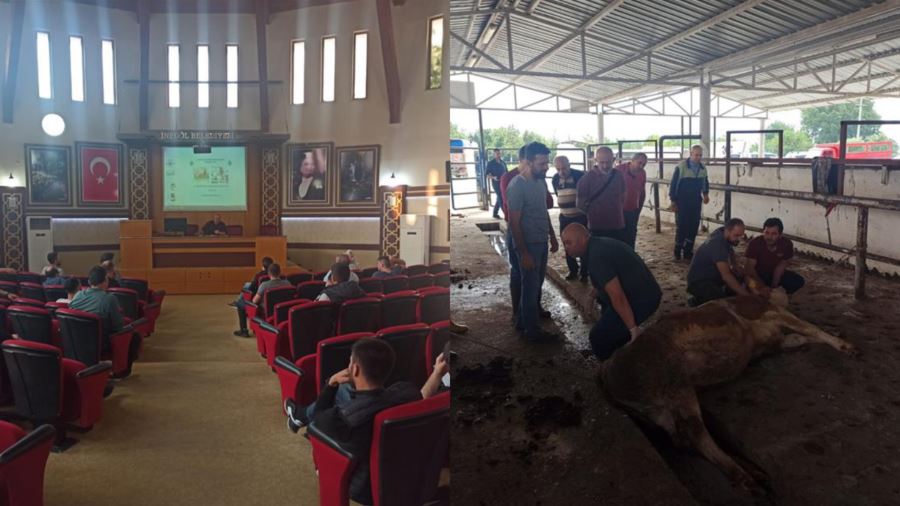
[304,383,354,423]
[507,230,547,320]
[491,180,503,217]
[517,242,549,337]
[590,292,661,360]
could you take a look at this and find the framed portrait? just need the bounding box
[25,144,72,208]
[76,142,125,207]
[286,143,332,207]
[336,145,380,206]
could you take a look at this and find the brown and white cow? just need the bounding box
[599,295,856,490]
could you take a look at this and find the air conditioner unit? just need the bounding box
[399,214,432,266]
[27,216,53,273]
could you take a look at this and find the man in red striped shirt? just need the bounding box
[615,153,648,250]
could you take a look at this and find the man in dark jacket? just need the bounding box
[669,145,710,260]
[317,262,366,304]
[486,149,508,219]
[308,338,422,505]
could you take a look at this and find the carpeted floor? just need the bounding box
[43,295,319,506]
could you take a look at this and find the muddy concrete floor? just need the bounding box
[450,208,900,506]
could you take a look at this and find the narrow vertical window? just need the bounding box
[291,40,305,105]
[168,45,180,108]
[427,16,444,90]
[322,36,335,103]
[69,36,85,101]
[353,32,367,100]
[197,45,209,108]
[226,44,238,108]
[36,32,52,99]
[101,39,116,104]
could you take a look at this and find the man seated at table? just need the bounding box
[370,256,394,279]
[70,265,141,375]
[202,214,228,236]
[317,262,366,305]
[744,217,805,297]
[233,262,291,338]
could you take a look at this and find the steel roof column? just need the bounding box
[699,75,711,155]
[596,109,605,145]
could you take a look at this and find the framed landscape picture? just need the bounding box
[336,145,380,206]
[76,142,125,207]
[25,144,72,208]
[286,142,333,207]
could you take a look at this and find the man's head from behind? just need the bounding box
[724,218,746,245]
[334,254,351,265]
[45,267,59,279]
[349,338,395,389]
[525,142,551,177]
[267,263,282,278]
[100,252,114,263]
[261,256,273,271]
[330,262,351,284]
[64,277,81,297]
[88,265,109,289]
[377,256,391,272]
[561,222,591,259]
[762,217,784,246]
[47,251,59,266]
[594,147,614,171]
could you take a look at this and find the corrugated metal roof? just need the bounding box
[451,0,900,111]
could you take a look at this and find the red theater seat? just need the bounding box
[380,291,419,328]
[380,276,409,295]
[55,308,136,377]
[0,282,18,296]
[17,283,46,302]
[405,264,428,277]
[432,272,451,288]
[274,333,373,410]
[309,392,450,506]
[313,271,328,281]
[0,273,16,284]
[359,267,378,279]
[417,287,450,325]
[0,422,55,506]
[271,299,310,326]
[247,285,296,353]
[407,274,434,290]
[107,288,155,337]
[119,278,164,306]
[336,298,381,335]
[287,272,313,286]
[16,273,43,285]
[6,306,59,347]
[256,300,336,369]
[42,285,68,303]
[427,262,450,275]
[359,278,383,295]
[377,324,430,387]
[427,321,451,375]
[1,340,111,451]
[296,280,326,300]
[226,225,244,236]
[6,298,44,310]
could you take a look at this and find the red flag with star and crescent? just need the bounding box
[81,147,119,203]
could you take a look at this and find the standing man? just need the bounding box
[560,223,661,360]
[506,142,559,342]
[576,147,626,242]
[669,145,710,260]
[501,145,555,324]
[686,218,750,306]
[551,156,587,281]
[744,217,805,297]
[616,153,648,250]
[486,149,508,219]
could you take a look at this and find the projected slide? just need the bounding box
[163,147,247,211]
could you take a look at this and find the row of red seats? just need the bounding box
[0,277,165,306]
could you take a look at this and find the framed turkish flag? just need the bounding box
[76,142,125,207]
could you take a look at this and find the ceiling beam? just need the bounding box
[138,0,150,131]
[450,65,698,87]
[1,0,25,123]
[376,0,402,123]
[255,0,270,132]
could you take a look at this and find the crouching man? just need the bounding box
[744,217,805,298]
[561,222,662,360]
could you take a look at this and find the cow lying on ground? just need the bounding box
[599,295,856,491]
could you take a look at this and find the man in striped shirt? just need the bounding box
[551,156,587,281]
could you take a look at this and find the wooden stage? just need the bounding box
[118,220,303,294]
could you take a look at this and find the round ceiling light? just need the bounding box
[41,113,66,137]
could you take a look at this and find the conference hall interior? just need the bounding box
[0,0,451,504]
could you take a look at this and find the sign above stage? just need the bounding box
[118,131,290,145]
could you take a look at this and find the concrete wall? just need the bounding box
[640,160,900,275]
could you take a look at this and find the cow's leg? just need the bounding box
[775,309,857,355]
[671,389,759,491]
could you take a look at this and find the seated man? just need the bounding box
[317,262,366,304]
[323,254,360,284]
[41,251,65,277]
[233,262,291,337]
[389,257,406,275]
[101,260,120,288]
[745,217,805,297]
[70,265,141,373]
[294,338,426,505]
[344,249,359,271]
[561,223,662,360]
[42,267,67,287]
[370,256,394,279]
[100,253,122,283]
[686,218,750,306]
[57,277,82,303]
[202,214,228,236]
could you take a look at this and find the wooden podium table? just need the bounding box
[119,220,301,294]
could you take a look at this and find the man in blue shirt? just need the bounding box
[486,149,508,219]
[686,218,751,306]
[669,145,710,260]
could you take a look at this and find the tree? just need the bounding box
[800,99,881,143]
[450,122,469,141]
[763,121,813,154]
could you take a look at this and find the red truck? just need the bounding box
[807,141,893,159]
